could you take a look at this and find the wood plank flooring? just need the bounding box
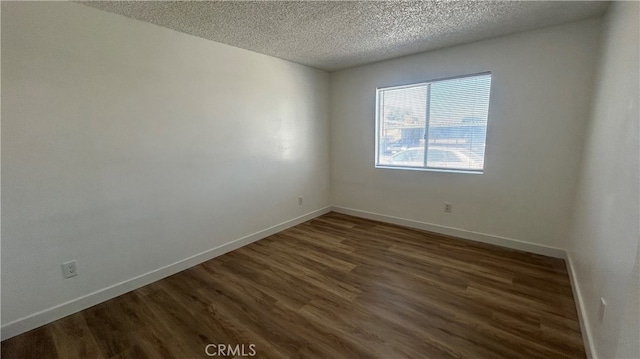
[1,212,586,358]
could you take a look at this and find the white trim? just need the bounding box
[2,205,595,359]
[565,252,597,359]
[0,206,331,341]
[330,206,566,258]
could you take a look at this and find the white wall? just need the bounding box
[3,2,636,354]
[1,1,329,331]
[567,2,639,358]
[330,19,601,248]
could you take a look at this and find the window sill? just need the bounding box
[374,165,483,175]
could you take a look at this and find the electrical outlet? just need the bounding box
[61,260,78,279]
[598,297,607,323]
[444,203,452,213]
[298,196,303,205]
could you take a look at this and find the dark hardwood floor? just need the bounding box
[1,212,585,358]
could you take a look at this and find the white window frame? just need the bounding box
[374,72,491,174]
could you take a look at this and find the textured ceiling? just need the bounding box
[81,1,609,72]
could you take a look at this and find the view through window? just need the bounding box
[376,73,492,172]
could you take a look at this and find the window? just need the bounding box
[375,72,492,173]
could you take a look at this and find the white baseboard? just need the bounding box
[331,206,566,258]
[565,252,597,359]
[0,206,332,341]
[2,204,594,359]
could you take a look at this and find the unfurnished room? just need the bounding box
[1,1,639,358]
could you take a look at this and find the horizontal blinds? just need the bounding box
[377,73,491,172]
[427,74,491,170]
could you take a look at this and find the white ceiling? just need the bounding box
[82,1,609,72]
